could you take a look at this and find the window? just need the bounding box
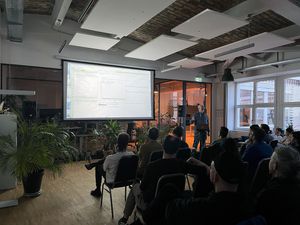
[236,107,252,127]
[284,107,300,130]
[236,82,253,105]
[284,77,300,102]
[283,76,300,130]
[256,107,274,128]
[235,80,275,129]
[256,80,275,104]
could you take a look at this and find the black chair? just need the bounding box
[100,154,138,218]
[136,173,186,224]
[149,150,163,163]
[154,173,186,197]
[249,158,271,197]
[237,161,250,195]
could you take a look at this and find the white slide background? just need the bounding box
[64,62,153,120]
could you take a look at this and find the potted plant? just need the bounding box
[135,125,148,151]
[91,120,121,157]
[0,118,77,197]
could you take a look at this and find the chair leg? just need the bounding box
[125,186,127,202]
[186,175,191,190]
[100,182,105,207]
[109,189,114,218]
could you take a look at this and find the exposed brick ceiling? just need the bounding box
[22,0,294,59]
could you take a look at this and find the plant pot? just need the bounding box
[22,170,44,197]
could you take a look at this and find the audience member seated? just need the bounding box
[242,128,273,179]
[260,124,274,144]
[173,126,191,161]
[137,127,163,178]
[256,146,300,225]
[280,126,294,145]
[273,127,284,142]
[85,133,134,197]
[118,135,210,225]
[211,126,229,145]
[240,124,260,156]
[291,131,300,153]
[165,146,246,225]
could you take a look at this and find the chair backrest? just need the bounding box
[154,173,185,197]
[149,150,163,163]
[237,161,250,194]
[113,154,139,187]
[250,158,271,196]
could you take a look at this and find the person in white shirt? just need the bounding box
[87,132,134,197]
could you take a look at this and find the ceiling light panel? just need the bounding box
[168,58,213,68]
[69,33,120,50]
[81,0,176,37]
[196,32,293,60]
[125,35,197,61]
[172,9,248,39]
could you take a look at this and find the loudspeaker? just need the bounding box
[178,105,184,117]
[23,101,36,119]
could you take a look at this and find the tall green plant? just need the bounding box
[101,120,121,150]
[135,125,148,150]
[0,118,78,180]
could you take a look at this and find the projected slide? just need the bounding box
[63,61,154,120]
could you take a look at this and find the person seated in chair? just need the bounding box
[85,133,134,197]
[242,128,273,179]
[256,146,300,225]
[260,124,274,144]
[211,126,229,146]
[137,127,163,178]
[173,126,191,161]
[165,145,246,225]
[118,135,210,225]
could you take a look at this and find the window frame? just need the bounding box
[235,78,276,130]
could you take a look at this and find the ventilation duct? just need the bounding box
[5,0,24,42]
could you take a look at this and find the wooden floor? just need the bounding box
[0,162,127,225]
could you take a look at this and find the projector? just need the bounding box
[54,19,63,27]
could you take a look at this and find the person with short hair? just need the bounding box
[86,133,134,197]
[173,126,191,161]
[191,104,209,152]
[242,128,273,178]
[137,127,163,178]
[172,126,189,149]
[165,147,246,225]
[118,135,210,225]
[274,127,284,142]
[211,126,229,145]
[256,146,300,225]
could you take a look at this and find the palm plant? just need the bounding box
[97,120,121,152]
[0,118,77,181]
